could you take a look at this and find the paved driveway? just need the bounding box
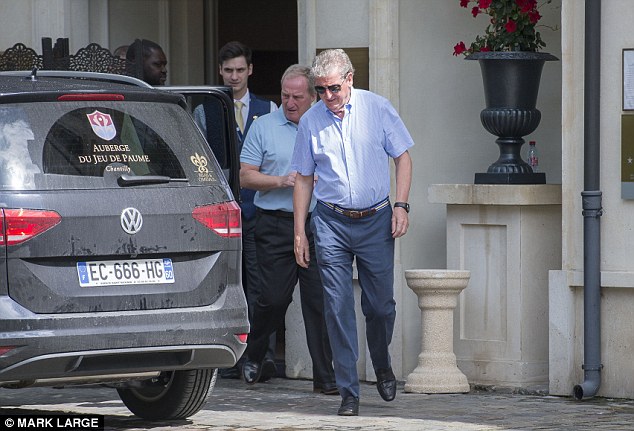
[2,377,634,430]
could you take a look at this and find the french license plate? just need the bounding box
[77,258,175,287]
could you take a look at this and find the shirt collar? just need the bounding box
[275,108,297,128]
[321,87,354,118]
[236,89,250,107]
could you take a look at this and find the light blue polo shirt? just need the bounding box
[291,88,414,209]
[240,109,317,213]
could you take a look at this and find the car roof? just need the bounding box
[0,70,184,105]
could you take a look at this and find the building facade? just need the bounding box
[3,0,634,399]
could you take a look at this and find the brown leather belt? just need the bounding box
[319,198,390,219]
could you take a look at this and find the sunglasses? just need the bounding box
[315,74,348,95]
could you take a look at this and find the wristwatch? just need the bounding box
[394,202,410,213]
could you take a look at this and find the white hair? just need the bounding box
[311,49,354,79]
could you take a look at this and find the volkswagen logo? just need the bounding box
[121,207,143,235]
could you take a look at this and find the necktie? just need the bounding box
[234,100,245,133]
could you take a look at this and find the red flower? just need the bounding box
[516,0,537,12]
[453,41,468,56]
[528,10,541,24]
[453,0,550,57]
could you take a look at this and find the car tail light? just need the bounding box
[0,209,62,246]
[192,202,241,238]
[235,333,248,344]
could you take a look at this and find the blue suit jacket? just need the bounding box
[201,93,273,219]
[237,94,274,220]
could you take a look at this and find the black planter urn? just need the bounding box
[467,51,558,184]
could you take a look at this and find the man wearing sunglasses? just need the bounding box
[239,65,337,396]
[291,49,414,417]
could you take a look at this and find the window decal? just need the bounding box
[86,110,116,141]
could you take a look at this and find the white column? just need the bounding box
[369,0,399,105]
[297,0,316,67]
[404,270,470,393]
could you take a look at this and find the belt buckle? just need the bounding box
[348,210,362,219]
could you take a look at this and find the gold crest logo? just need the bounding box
[190,153,209,173]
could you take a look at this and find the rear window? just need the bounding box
[44,107,184,178]
[0,101,225,190]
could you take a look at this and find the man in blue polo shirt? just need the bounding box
[240,64,336,395]
[291,49,414,416]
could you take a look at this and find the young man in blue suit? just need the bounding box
[194,41,278,380]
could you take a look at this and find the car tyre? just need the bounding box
[117,368,217,420]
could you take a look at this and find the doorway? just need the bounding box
[213,0,298,106]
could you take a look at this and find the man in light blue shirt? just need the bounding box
[292,49,414,416]
[240,65,336,396]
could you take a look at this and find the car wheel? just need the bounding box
[117,368,217,420]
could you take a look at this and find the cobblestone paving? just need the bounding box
[2,377,634,430]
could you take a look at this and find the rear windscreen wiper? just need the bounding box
[117,174,189,186]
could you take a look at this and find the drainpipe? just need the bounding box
[573,0,603,400]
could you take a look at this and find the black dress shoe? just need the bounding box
[375,367,397,402]
[313,382,339,395]
[258,358,276,382]
[337,395,359,416]
[242,359,262,384]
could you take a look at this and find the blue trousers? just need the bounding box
[310,202,396,399]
